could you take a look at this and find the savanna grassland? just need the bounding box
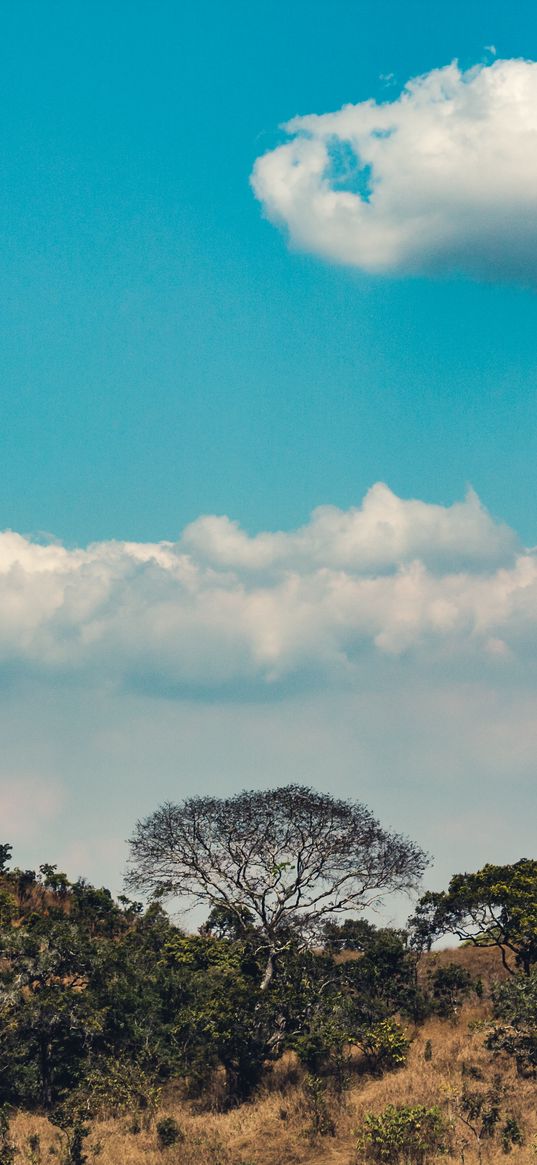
[8,948,537,1165]
[1,818,536,1165]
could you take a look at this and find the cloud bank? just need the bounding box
[0,484,535,695]
[252,59,537,283]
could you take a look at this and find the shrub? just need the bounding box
[26,1134,42,1164]
[358,1104,447,1164]
[61,1124,89,1165]
[501,1117,523,1153]
[0,1109,15,1165]
[156,1117,184,1148]
[303,1075,336,1139]
[66,1057,161,1122]
[361,1019,410,1074]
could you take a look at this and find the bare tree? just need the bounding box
[126,785,428,989]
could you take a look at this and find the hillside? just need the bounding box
[6,946,536,1165]
[1,849,536,1165]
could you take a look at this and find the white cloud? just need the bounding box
[251,59,537,282]
[0,485,534,694]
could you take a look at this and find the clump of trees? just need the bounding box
[0,786,428,1122]
[0,786,534,1154]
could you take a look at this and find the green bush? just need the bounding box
[156,1116,184,1148]
[358,1104,447,1164]
[361,1019,410,1074]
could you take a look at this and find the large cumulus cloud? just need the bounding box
[0,484,534,695]
[252,59,537,283]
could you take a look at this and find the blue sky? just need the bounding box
[2,2,537,911]
[1,0,537,543]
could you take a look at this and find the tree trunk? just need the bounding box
[260,950,274,991]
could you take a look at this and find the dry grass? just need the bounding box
[418,944,514,991]
[9,948,537,1165]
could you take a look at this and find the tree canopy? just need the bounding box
[409,860,537,974]
[127,784,428,988]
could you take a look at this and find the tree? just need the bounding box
[0,920,104,1109]
[127,785,428,989]
[409,860,537,975]
[160,931,269,1103]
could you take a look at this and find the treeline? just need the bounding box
[0,850,534,1104]
[0,786,535,1164]
[0,848,444,1116]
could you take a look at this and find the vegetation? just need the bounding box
[127,785,428,990]
[0,791,535,1164]
[410,861,537,975]
[486,968,537,1076]
[358,1104,447,1163]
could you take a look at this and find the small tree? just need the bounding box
[409,860,537,975]
[127,786,428,989]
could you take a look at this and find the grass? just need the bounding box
[9,948,537,1165]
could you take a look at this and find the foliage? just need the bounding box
[59,1122,90,1165]
[0,1109,15,1165]
[486,967,537,1075]
[457,1076,503,1142]
[358,1104,447,1163]
[161,932,269,1104]
[322,916,377,952]
[0,828,535,1147]
[0,836,429,1118]
[0,847,12,876]
[302,1075,336,1138]
[409,860,537,974]
[429,962,475,1018]
[61,1058,161,1123]
[359,1019,410,1074]
[0,920,106,1109]
[348,926,426,1021]
[501,1117,524,1152]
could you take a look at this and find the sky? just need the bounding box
[1,1,537,916]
